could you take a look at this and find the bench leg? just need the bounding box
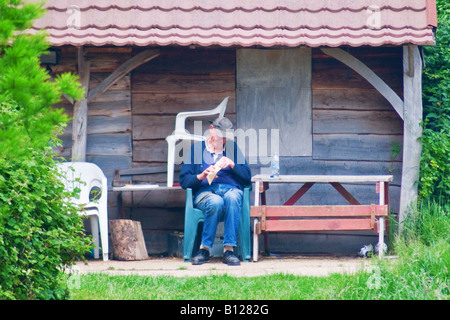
[378,181,386,257]
[253,219,259,262]
[253,181,261,262]
[378,217,385,257]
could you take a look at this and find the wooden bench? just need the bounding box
[251,174,393,261]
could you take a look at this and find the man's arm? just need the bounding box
[179,142,213,190]
[229,142,252,187]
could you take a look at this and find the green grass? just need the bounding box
[69,200,450,300]
[69,273,347,300]
[68,257,448,300]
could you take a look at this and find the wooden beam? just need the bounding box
[49,74,75,105]
[71,47,90,161]
[62,94,75,105]
[399,45,423,226]
[265,219,374,232]
[87,49,160,103]
[284,182,314,205]
[330,182,361,205]
[320,47,404,120]
[251,205,389,218]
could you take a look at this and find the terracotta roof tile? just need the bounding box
[30,0,437,47]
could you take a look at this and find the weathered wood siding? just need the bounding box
[309,47,403,213]
[54,45,404,255]
[237,47,312,159]
[237,47,403,254]
[129,47,236,253]
[54,46,133,185]
[236,47,403,209]
[131,47,236,185]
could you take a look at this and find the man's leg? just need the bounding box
[222,188,243,249]
[221,187,243,266]
[192,190,224,264]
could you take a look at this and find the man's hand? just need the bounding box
[216,156,235,169]
[197,165,217,181]
[196,157,235,181]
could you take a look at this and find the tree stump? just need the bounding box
[109,219,148,261]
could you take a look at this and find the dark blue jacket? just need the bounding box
[179,140,252,195]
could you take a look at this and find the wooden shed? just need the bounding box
[32,0,437,255]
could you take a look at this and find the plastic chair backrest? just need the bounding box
[58,162,107,207]
[173,96,229,135]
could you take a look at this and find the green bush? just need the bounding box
[0,148,92,300]
[420,0,450,206]
[0,0,90,300]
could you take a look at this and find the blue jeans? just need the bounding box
[194,184,243,249]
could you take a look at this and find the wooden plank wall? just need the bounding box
[53,45,404,255]
[129,47,236,253]
[131,47,236,185]
[312,47,404,164]
[236,47,312,158]
[53,46,237,255]
[240,47,404,254]
[237,47,403,210]
[53,46,133,187]
[309,47,403,213]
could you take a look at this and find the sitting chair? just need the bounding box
[166,97,229,187]
[57,162,109,261]
[183,187,251,262]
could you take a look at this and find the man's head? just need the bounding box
[208,117,233,152]
[210,117,233,134]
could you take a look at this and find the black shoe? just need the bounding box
[192,249,210,265]
[223,250,240,266]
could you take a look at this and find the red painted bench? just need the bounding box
[250,175,393,261]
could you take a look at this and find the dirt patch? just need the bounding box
[72,255,374,277]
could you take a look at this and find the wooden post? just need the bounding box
[71,46,90,161]
[399,45,423,227]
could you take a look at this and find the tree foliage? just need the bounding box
[0,0,83,158]
[420,0,450,206]
[0,0,91,300]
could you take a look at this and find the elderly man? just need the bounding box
[179,117,251,266]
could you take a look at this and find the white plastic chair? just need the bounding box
[57,162,109,261]
[165,96,229,187]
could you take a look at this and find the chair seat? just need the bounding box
[183,187,251,262]
[79,206,99,216]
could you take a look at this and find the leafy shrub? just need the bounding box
[0,0,90,300]
[420,0,450,206]
[0,148,92,300]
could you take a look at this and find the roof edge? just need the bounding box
[426,0,438,28]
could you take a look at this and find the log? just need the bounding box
[109,219,149,260]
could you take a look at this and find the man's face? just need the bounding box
[209,127,226,152]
